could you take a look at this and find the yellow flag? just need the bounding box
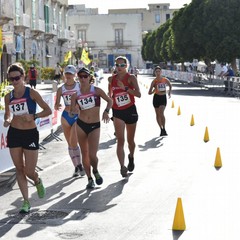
[0,27,2,58]
[64,51,72,63]
[81,49,91,65]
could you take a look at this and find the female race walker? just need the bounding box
[148,66,172,136]
[3,62,52,213]
[54,65,85,177]
[70,67,112,189]
[108,56,141,177]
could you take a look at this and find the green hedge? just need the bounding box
[40,67,55,80]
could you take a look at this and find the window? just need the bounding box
[155,14,160,23]
[115,29,123,45]
[78,30,86,42]
[166,14,170,21]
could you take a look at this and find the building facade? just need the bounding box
[0,0,71,82]
[0,2,179,82]
[68,3,178,70]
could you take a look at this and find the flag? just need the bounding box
[81,49,91,65]
[64,51,72,63]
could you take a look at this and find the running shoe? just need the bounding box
[86,178,95,189]
[19,200,31,214]
[127,154,135,172]
[78,164,86,177]
[93,170,103,185]
[160,128,168,136]
[36,178,46,198]
[72,167,80,177]
[120,166,128,177]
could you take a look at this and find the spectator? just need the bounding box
[54,63,62,84]
[28,65,37,89]
[224,66,235,91]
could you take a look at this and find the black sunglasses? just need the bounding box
[78,75,89,79]
[115,63,127,67]
[9,75,22,81]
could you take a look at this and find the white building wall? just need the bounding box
[68,13,144,69]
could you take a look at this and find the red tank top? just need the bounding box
[111,73,135,110]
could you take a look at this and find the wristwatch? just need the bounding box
[33,113,38,120]
[105,108,110,114]
[125,86,129,91]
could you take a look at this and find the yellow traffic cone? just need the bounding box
[177,106,181,115]
[190,114,195,126]
[204,127,209,142]
[214,147,222,168]
[171,100,175,108]
[172,198,186,231]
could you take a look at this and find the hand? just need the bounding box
[3,120,10,127]
[102,112,110,123]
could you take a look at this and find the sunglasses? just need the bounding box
[115,63,126,67]
[78,75,89,79]
[9,75,22,81]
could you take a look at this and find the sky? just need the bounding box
[68,0,192,14]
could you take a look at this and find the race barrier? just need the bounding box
[0,91,63,174]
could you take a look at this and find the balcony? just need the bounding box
[107,40,132,48]
[31,19,45,37]
[58,29,69,43]
[14,14,31,33]
[44,23,58,41]
[0,0,14,25]
[86,41,95,48]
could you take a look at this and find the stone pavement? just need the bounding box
[1,74,240,240]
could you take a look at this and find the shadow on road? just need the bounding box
[0,177,129,238]
[138,137,163,151]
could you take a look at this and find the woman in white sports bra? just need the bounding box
[55,65,85,178]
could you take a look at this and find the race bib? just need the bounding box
[77,93,96,110]
[115,92,131,107]
[9,98,29,115]
[158,83,166,92]
[62,90,76,106]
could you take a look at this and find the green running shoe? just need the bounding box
[93,170,103,185]
[19,200,31,214]
[36,178,46,198]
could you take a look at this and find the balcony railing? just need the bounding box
[58,29,69,41]
[0,0,14,24]
[107,40,132,48]
[31,19,45,33]
[86,41,95,48]
[15,14,31,30]
[45,23,58,36]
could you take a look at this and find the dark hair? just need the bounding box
[7,62,25,76]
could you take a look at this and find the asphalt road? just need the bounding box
[0,74,240,240]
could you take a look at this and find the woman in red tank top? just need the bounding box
[108,56,141,177]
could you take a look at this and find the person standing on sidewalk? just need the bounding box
[148,66,172,136]
[3,62,52,213]
[70,67,112,189]
[28,64,37,89]
[54,65,85,178]
[108,56,141,178]
[54,62,62,84]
